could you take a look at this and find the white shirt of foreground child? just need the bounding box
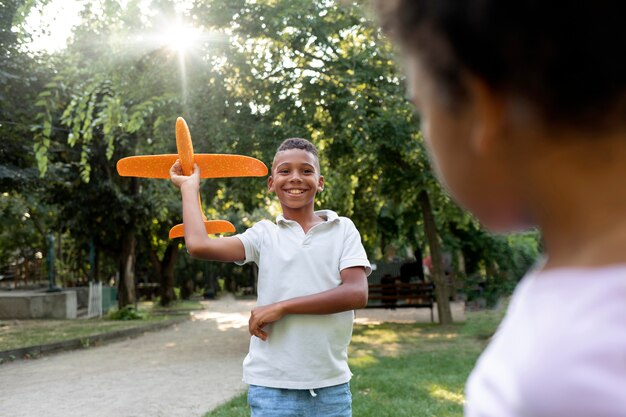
[465,264,626,417]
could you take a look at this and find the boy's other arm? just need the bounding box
[171,161,245,262]
[249,266,368,341]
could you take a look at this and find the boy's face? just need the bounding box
[268,149,324,211]
[406,54,529,231]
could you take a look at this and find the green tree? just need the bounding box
[31,1,186,306]
[13,0,537,319]
[0,0,58,283]
[192,0,456,322]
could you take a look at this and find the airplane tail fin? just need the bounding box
[169,220,236,239]
[169,193,234,239]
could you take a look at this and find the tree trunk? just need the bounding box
[149,249,163,285]
[95,248,100,283]
[206,265,219,299]
[418,190,453,325]
[148,243,179,306]
[160,243,179,306]
[118,228,137,308]
[56,231,62,286]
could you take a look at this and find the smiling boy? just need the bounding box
[170,137,370,417]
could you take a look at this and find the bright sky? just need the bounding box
[22,0,84,53]
[21,0,197,54]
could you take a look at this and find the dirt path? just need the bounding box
[0,295,465,417]
[0,295,255,417]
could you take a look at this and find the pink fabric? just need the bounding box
[465,265,626,417]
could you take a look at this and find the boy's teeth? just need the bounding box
[288,189,303,194]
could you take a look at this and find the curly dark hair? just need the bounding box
[273,138,320,172]
[379,0,626,130]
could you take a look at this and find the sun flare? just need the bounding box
[161,24,202,53]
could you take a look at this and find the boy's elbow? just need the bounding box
[184,239,204,259]
[352,287,368,309]
[186,246,200,259]
[357,294,368,309]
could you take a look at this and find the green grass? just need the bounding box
[0,314,179,352]
[207,395,250,417]
[139,299,205,312]
[0,299,204,352]
[204,310,504,417]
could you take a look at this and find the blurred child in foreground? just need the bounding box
[378,1,626,415]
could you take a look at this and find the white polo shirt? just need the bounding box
[235,209,371,389]
[465,265,626,417]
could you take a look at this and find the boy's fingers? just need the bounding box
[249,314,268,340]
[254,326,268,341]
[249,326,266,340]
[249,318,262,331]
[169,160,181,175]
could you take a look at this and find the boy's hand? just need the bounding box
[249,303,286,341]
[169,160,200,190]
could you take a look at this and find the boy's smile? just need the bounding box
[268,149,324,212]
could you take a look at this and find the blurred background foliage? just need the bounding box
[0,0,540,307]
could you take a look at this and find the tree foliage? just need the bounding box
[1,0,540,313]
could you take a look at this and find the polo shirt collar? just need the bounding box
[276,209,340,225]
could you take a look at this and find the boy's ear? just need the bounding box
[466,75,507,155]
[267,175,275,193]
[317,175,325,192]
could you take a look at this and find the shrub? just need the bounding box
[107,305,146,320]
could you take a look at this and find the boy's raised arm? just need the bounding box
[170,161,245,262]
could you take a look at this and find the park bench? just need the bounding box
[366,281,436,322]
[136,282,160,300]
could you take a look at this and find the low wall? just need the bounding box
[0,291,77,319]
[64,286,116,314]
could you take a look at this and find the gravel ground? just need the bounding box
[0,295,464,417]
[0,295,255,417]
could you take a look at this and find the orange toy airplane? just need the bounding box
[117,117,267,239]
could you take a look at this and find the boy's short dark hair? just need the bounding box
[379,0,626,130]
[273,138,321,172]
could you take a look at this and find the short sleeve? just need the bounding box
[340,219,372,276]
[234,220,269,266]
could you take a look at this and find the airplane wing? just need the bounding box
[116,154,268,179]
[169,220,236,239]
